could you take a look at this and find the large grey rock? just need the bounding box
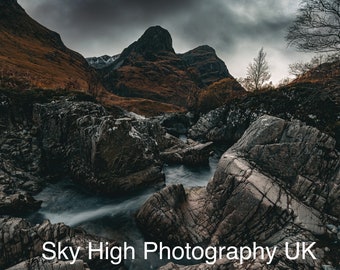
[188,86,339,151]
[0,94,44,214]
[160,138,213,166]
[33,100,165,195]
[137,115,340,269]
[0,217,120,270]
[7,257,90,270]
[128,117,214,166]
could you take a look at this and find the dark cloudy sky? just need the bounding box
[18,0,314,83]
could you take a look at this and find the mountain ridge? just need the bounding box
[0,0,99,91]
[100,25,243,108]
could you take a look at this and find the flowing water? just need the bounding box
[29,148,223,269]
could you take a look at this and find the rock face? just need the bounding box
[0,89,216,269]
[100,26,239,109]
[160,138,213,166]
[120,26,175,56]
[137,115,340,269]
[0,91,44,215]
[157,112,195,136]
[189,83,339,150]
[0,217,120,270]
[0,89,213,204]
[33,99,165,194]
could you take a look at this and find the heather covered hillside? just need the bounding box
[0,0,99,91]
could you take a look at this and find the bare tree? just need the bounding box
[289,53,340,77]
[289,55,324,77]
[243,48,271,92]
[286,0,340,53]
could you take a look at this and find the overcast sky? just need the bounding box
[18,0,314,83]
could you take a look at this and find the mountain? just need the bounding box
[86,54,120,69]
[0,4,243,115]
[180,45,231,86]
[0,0,97,90]
[100,26,244,108]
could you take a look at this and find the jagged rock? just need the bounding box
[137,115,340,269]
[131,117,214,166]
[188,84,339,150]
[158,230,325,270]
[0,217,120,270]
[158,112,194,136]
[0,158,43,215]
[33,99,164,195]
[0,191,41,215]
[160,140,213,166]
[0,93,44,214]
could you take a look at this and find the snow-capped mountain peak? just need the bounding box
[86,54,120,69]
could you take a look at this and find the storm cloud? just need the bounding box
[18,0,312,82]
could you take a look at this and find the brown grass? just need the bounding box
[99,90,185,116]
[0,30,92,90]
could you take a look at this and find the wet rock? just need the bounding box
[188,85,339,150]
[138,115,340,269]
[7,257,90,270]
[160,140,213,166]
[132,117,214,166]
[33,100,164,195]
[158,112,194,136]
[0,191,41,215]
[159,260,233,270]
[0,217,120,270]
[0,118,43,214]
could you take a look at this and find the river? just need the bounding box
[28,148,223,269]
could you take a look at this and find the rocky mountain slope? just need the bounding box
[0,1,193,116]
[0,0,99,91]
[99,26,244,108]
[0,1,242,116]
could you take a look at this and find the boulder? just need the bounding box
[132,117,214,166]
[160,140,213,166]
[137,115,340,269]
[0,191,41,215]
[7,257,90,270]
[188,84,339,150]
[158,112,194,136]
[0,217,121,270]
[33,100,165,195]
